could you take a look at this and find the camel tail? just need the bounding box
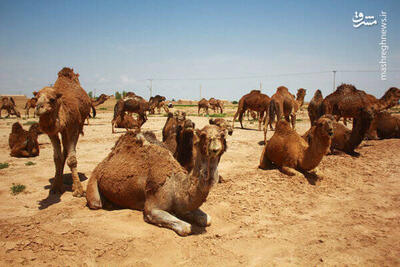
[86,176,102,210]
[269,99,277,125]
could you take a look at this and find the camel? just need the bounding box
[112,94,150,130]
[209,98,224,114]
[259,116,334,179]
[24,95,38,118]
[264,87,305,143]
[86,125,227,236]
[232,90,270,132]
[198,98,209,115]
[34,67,92,197]
[307,90,323,126]
[246,110,258,121]
[368,111,400,139]
[303,109,373,156]
[112,112,144,134]
[0,96,21,118]
[91,94,110,107]
[209,118,233,135]
[149,95,169,114]
[9,122,42,157]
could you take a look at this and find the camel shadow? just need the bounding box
[233,126,260,131]
[302,171,320,185]
[38,172,88,210]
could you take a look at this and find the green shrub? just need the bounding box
[209,113,227,118]
[25,161,36,166]
[23,121,36,126]
[0,163,9,169]
[232,101,238,104]
[99,107,107,110]
[10,183,26,195]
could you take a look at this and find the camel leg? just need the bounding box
[232,110,240,129]
[63,132,85,197]
[258,111,264,131]
[280,166,304,178]
[259,146,274,169]
[238,111,244,128]
[309,167,324,179]
[198,106,201,115]
[180,209,211,227]
[49,135,65,194]
[144,209,192,236]
[290,113,296,129]
[10,146,30,157]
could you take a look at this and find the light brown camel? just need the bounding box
[9,122,42,157]
[303,109,373,156]
[34,67,91,197]
[112,112,144,133]
[0,97,21,118]
[307,89,324,126]
[198,98,209,115]
[259,116,333,179]
[232,90,270,132]
[86,125,227,236]
[368,111,400,139]
[209,98,224,114]
[24,95,38,118]
[264,87,305,143]
[209,118,233,135]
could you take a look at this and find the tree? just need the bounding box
[115,91,122,100]
[122,90,127,98]
[88,91,93,98]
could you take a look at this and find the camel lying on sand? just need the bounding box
[259,116,333,179]
[198,98,210,115]
[24,95,38,118]
[86,125,227,236]
[9,122,42,157]
[308,90,323,126]
[0,97,21,118]
[35,67,92,197]
[112,112,144,133]
[368,111,400,139]
[209,98,224,114]
[232,90,270,132]
[209,118,233,135]
[149,95,169,114]
[303,109,373,156]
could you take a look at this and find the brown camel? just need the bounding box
[86,125,226,236]
[112,112,144,133]
[9,122,42,157]
[198,98,209,115]
[34,67,91,197]
[209,98,224,114]
[246,110,258,121]
[307,89,324,126]
[209,118,233,135]
[264,87,305,143]
[232,90,270,132]
[91,94,110,107]
[303,109,373,156]
[0,97,21,118]
[112,94,150,131]
[368,111,400,139]
[149,95,169,114]
[24,95,38,118]
[259,116,333,179]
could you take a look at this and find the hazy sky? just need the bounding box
[0,0,399,101]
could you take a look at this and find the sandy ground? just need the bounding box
[0,104,399,266]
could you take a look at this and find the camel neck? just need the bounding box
[301,128,330,171]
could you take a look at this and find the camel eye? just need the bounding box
[50,98,56,103]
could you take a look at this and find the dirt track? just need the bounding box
[0,107,399,266]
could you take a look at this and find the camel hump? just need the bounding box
[276,86,289,93]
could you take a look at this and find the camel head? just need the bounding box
[29,123,43,136]
[209,118,233,135]
[381,87,400,107]
[34,87,62,116]
[195,125,227,159]
[11,122,24,134]
[315,115,334,138]
[314,89,323,99]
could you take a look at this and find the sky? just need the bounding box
[0,0,399,101]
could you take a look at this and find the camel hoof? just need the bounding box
[72,188,86,198]
[176,223,192,237]
[50,184,65,195]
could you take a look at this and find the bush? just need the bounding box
[232,101,238,104]
[25,161,36,166]
[10,183,26,195]
[0,163,9,169]
[115,91,122,100]
[209,113,227,118]
[99,107,107,110]
[88,91,93,98]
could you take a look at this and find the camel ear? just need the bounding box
[33,91,38,96]
[56,93,63,99]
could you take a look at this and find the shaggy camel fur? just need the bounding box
[198,98,210,115]
[35,67,91,197]
[149,95,169,114]
[308,90,324,126]
[9,122,42,157]
[86,125,226,236]
[209,118,233,136]
[303,110,373,156]
[24,95,38,118]
[112,112,144,133]
[259,116,333,179]
[232,90,270,132]
[112,95,150,130]
[0,97,21,118]
[209,98,224,114]
[368,111,400,139]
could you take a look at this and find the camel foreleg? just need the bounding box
[144,208,192,236]
[181,209,211,227]
[49,135,65,194]
[259,146,274,169]
[290,113,296,129]
[64,133,84,197]
[280,166,304,178]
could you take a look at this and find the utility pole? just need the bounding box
[332,70,337,91]
[148,79,153,98]
[200,84,202,99]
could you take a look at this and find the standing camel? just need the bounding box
[149,95,169,114]
[307,89,324,126]
[232,90,270,131]
[34,67,91,197]
[86,125,227,236]
[24,95,38,118]
[198,98,209,115]
[209,98,224,113]
[0,97,21,118]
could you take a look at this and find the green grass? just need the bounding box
[0,163,9,169]
[25,161,36,166]
[99,107,107,110]
[173,104,197,107]
[296,119,303,122]
[209,113,227,118]
[23,121,37,126]
[10,183,26,195]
